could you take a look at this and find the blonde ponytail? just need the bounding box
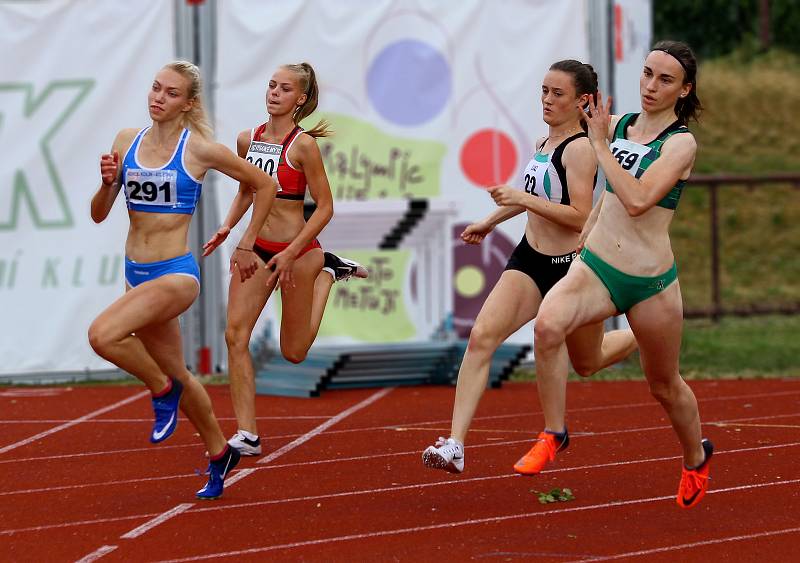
[282,62,332,138]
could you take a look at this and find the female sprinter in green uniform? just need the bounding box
[89,61,279,498]
[521,41,712,509]
[422,60,637,474]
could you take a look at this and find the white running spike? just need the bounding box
[422,437,464,474]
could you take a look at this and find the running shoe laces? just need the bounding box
[677,438,714,509]
[513,430,568,475]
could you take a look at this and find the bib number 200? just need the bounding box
[247,155,276,177]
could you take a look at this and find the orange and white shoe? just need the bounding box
[677,438,714,509]
[513,429,569,475]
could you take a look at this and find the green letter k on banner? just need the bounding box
[0,80,94,230]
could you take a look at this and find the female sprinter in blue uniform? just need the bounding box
[422,60,637,474]
[202,62,367,456]
[526,41,712,509]
[88,61,279,499]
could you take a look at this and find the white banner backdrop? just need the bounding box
[0,0,174,377]
[215,0,589,346]
[613,0,653,114]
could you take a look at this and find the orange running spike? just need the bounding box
[513,431,567,475]
[677,438,714,509]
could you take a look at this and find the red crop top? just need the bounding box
[248,123,307,200]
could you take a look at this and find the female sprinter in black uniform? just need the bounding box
[423,60,637,474]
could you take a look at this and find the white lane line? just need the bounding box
[185,441,800,514]
[257,387,395,465]
[5,436,800,500]
[0,472,196,497]
[6,441,800,536]
[222,468,257,488]
[0,415,328,424]
[3,403,797,466]
[1,390,398,498]
[566,526,800,562]
[0,443,203,465]
[73,545,118,563]
[1,386,796,427]
[0,513,158,536]
[73,387,396,560]
[119,503,195,539]
[0,389,68,397]
[0,390,149,455]
[152,478,800,562]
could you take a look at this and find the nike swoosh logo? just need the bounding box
[152,413,175,440]
[681,489,701,506]
[221,455,233,479]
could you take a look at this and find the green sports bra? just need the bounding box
[605,113,691,210]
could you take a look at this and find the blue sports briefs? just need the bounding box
[124,252,200,288]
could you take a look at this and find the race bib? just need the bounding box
[246,141,282,191]
[521,153,549,199]
[124,169,178,206]
[609,139,650,177]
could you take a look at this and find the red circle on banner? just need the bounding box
[460,129,517,188]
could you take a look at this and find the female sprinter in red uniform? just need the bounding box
[89,61,279,498]
[525,41,712,508]
[422,60,637,474]
[203,62,367,455]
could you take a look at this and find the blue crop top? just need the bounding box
[121,127,202,214]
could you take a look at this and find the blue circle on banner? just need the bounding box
[367,39,451,126]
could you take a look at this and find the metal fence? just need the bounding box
[684,173,800,320]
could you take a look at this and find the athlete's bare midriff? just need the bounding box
[258,198,307,243]
[524,212,580,257]
[586,192,676,275]
[125,211,191,262]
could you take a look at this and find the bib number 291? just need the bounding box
[125,169,178,206]
[128,180,172,202]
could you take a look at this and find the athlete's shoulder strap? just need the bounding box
[551,131,587,167]
[252,122,268,142]
[613,113,638,140]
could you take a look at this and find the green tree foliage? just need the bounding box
[654,0,800,58]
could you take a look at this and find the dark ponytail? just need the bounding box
[651,40,703,125]
[283,62,332,138]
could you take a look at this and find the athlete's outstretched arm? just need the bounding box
[461,204,525,245]
[486,139,596,232]
[203,130,259,256]
[195,138,278,281]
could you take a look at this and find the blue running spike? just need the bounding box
[149,378,183,444]
[196,446,241,500]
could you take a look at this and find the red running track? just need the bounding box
[1,379,800,562]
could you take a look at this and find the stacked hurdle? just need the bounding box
[255,341,531,397]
